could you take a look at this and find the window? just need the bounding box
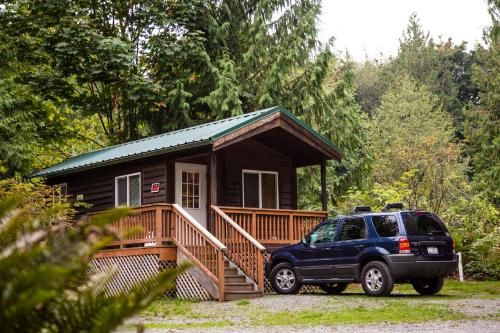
[309,221,339,246]
[115,173,141,207]
[181,171,200,209]
[372,215,399,237]
[242,170,278,209]
[401,212,448,236]
[339,218,366,241]
[53,183,67,203]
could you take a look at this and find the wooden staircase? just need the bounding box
[223,258,263,301]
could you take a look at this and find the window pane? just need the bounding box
[372,215,399,237]
[309,221,338,245]
[117,178,127,206]
[401,213,447,236]
[261,173,277,209]
[339,218,366,241]
[129,175,141,206]
[243,173,259,208]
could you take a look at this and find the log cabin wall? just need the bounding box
[48,156,168,214]
[219,139,296,209]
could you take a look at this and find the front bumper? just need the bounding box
[385,254,458,280]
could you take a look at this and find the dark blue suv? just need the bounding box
[265,205,458,296]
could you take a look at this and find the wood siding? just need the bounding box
[47,140,298,214]
[49,156,168,214]
[219,139,295,209]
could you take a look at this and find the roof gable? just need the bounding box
[32,106,340,177]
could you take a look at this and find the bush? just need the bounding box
[443,193,500,280]
[0,196,185,332]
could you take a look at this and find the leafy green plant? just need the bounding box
[444,193,500,280]
[0,197,185,333]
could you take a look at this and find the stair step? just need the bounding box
[225,282,255,292]
[224,267,238,275]
[224,290,263,301]
[225,275,246,283]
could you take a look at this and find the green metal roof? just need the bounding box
[32,106,340,178]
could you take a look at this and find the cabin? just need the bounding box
[33,106,341,301]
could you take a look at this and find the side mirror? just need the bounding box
[302,237,309,246]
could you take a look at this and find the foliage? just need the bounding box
[354,59,390,115]
[443,192,500,280]
[298,58,372,209]
[0,197,185,332]
[334,172,413,215]
[464,0,500,205]
[370,74,466,214]
[389,13,479,132]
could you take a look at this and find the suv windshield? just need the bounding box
[401,212,448,236]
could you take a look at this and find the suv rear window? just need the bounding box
[401,212,447,236]
[372,215,399,237]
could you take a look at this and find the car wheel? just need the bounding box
[411,276,444,295]
[361,261,394,296]
[270,262,301,294]
[319,283,348,294]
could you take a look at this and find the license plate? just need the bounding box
[427,246,439,255]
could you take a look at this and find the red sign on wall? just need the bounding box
[151,183,160,193]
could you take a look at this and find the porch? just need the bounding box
[96,203,327,301]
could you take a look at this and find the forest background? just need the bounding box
[0,0,498,279]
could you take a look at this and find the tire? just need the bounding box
[319,283,348,294]
[411,276,444,295]
[361,261,394,296]
[270,262,302,294]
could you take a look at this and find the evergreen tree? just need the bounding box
[464,0,500,204]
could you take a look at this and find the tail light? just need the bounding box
[399,237,411,254]
[452,238,456,254]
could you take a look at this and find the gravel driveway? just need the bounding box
[119,281,500,333]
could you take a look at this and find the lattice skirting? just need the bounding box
[263,251,321,294]
[90,254,213,301]
[159,261,212,301]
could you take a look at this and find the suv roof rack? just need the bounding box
[383,202,404,211]
[353,206,371,213]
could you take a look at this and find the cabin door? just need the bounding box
[175,162,207,228]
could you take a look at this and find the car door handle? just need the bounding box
[354,245,365,249]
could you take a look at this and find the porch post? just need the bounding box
[320,159,327,212]
[210,152,218,232]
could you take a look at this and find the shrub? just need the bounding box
[0,196,185,332]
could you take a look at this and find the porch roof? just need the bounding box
[32,106,341,177]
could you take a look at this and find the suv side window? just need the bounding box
[309,221,338,246]
[372,215,399,237]
[338,218,366,241]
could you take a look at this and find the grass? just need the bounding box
[132,280,499,331]
[144,320,232,330]
[236,299,251,306]
[253,302,465,326]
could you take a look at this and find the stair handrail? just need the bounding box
[171,204,227,300]
[173,204,227,250]
[211,205,266,291]
[211,205,266,252]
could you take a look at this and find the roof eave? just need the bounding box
[30,140,212,179]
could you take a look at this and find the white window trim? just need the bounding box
[242,169,279,209]
[115,172,141,207]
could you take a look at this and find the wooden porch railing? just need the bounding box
[211,205,265,291]
[171,204,227,301]
[219,207,327,245]
[107,204,174,248]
